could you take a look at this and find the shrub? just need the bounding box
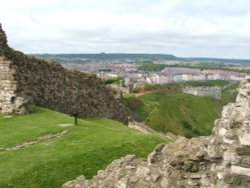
[125,97,143,110]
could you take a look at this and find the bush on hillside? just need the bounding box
[124,96,143,110]
[131,88,141,93]
[104,77,123,85]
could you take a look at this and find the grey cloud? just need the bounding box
[2,0,250,58]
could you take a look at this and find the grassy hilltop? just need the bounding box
[0,107,170,188]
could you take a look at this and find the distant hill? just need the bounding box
[33,53,179,61]
[33,53,250,65]
[186,57,250,65]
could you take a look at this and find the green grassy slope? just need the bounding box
[0,107,170,188]
[221,82,239,105]
[143,80,230,91]
[124,82,239,138]
[134,93,221,138]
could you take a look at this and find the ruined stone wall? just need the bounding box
[0,56,20,113]
[183,86,221,99]
[63,78,250,188]
[208,78,250,187]
[0,24,128,124]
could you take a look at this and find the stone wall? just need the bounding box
[0,55,28,114]
[183,86,221,99]
[63,78,250,188]
[0,24,128,124]
[0,56,16,113]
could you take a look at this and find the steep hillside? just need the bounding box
[124,83,239,138]
[0,106,170,188]
[221,82,239,105]
[0,24,127,124]
[131,93,221,137]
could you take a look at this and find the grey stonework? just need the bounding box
[0,56,28,114]
[183,86,222,99]
[0,24,128,124]
[63,78,250,187]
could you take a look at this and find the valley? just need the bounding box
[124,81,239,138]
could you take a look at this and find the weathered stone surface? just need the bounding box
[0,24,128,124]
[183,86,221,99]
[4,130,69,151]
[63,78,250,188]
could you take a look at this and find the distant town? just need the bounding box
[34,54,250,95]
[61,60,247,90]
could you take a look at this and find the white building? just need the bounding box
[206,74,222,80]
[172,75,183,82]
[230,75,246,81]
[146,74,159,84]
[107,73,118,78]
[192,74,206,81]
[182,74,193,82]
[158,75,171,84]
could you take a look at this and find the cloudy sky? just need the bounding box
[1,0,250,58]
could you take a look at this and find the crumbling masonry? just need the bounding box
[0,24,128,124]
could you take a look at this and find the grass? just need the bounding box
[221,82,239,105]
[134,93,221,137]
[181,80,230,87]
[124,81,239,138]
[139,80,230,93]
[0,106,171,188]
[0,108,68,148]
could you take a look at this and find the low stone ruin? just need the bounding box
[2,130,69,151]
[63,78,250,187]
[183,86,221,99]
